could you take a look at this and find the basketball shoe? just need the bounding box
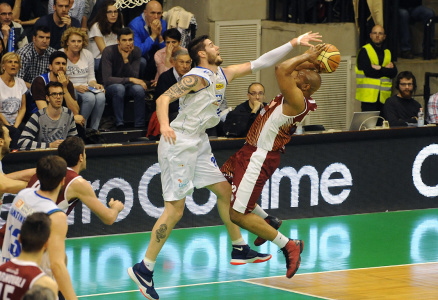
[254,215,283,246]
[281,239,304,278]
[128,262,159,300]
[230,244,272,265]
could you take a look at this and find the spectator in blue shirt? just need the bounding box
[128,0,166,81]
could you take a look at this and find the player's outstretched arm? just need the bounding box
[5,168,36,182]
[0,173,28,194]
[48,212,78,300]
[223,31,322,82]
[157,75,207,144]
[69,178,124,225]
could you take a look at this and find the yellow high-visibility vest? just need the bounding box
[355,44,392,103]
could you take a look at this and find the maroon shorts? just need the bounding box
[220,144,280,214]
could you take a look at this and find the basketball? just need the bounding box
[317,44,341,73]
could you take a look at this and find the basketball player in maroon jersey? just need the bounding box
[0,213,58,299]
[221,43,325,279]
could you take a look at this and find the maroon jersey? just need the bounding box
[0,258,45,299]
[246,94,317,152]
[27,167,81,215]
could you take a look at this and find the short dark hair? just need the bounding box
[396,71,417,92]
[58,136,85,167]
[188,35,209,66]
[45,81,63,96]
[20,213,51,253]
[33,26,51,37]
[23,285,56,300]
[36,155,67,191]
[248,82,265,93]
[163,28,181,42]
[117,27,133,40]
[49,51,67,65]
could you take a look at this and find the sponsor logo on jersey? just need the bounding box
[216,83,224,90]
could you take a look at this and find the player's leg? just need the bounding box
[251,204,283,246]
[206,181,272,265]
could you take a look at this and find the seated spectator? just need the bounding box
[7,0,45,28]
[60,27,105,130]
[0,2,28,50]
[0,52,27,149]
[399,0,435,59]
[153,28,186,84]
[222,82,267,137]
[147,48,191,139]
[129,0,166,81]
[48,0,86,30]
[427,91,438,124]
[34,0,81,50]
[99,27,147,129]
[383,71,422,126]
[17,26,56,90]
[87,0,123,71]
[18,81,77,150]
[31,51,86,131]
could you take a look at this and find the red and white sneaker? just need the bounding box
[281,239,304,278]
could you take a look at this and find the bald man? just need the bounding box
[355,25,397,116]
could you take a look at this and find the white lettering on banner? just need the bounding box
[413,144,438,197]
[264,163,352,209]
[138,163,164,219]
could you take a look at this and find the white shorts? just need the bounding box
[158,132,226,201]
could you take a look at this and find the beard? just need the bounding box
[400,89,413,99]
[207,52,223,66]
[1,143,9,157]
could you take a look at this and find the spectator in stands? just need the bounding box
[49,0,87,31]
[17,26,56,90]
[87,0,123,71]
[31,51,86,131]
[99,27,147,130]
[427,91,438,123]
[383,71,422,126]
[0,2,28,50]
[147,49,191,139]
[60,27,105,131]
[153,28,185,85]
[0,213,58,299]
[18,81,77,150]
[129,0,166,81]
[356,25,397,116]
[399,0,435,59]
[7,0,45,28]
[0,52,27,149]
[34,0,81,50]
[222,82,267,137]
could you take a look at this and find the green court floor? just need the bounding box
[66,208,438,299]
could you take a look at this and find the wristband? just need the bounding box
[297,32,309,46]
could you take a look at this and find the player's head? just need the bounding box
[22,285,56,300]
[58,136,86,169]
[0,119,11,157]
[396,71,416,98]
[370,25,386,46]
[19,212,51,253]
[294,69,321,96]
[188,35,222,66]
[36,155,67,191]
[247,82,265,104]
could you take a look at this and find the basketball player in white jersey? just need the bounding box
[221,43,325,279]
[0,213,58,299]
[128,32,322,299]
[2,155,78,300]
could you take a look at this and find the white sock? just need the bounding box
[272,232,289,248]
[251,205,269,219]
[231,238,246,246]
[143,257,155,272]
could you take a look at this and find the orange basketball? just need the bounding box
[317,44,341,73]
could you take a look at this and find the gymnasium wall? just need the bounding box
[2,127,438,238]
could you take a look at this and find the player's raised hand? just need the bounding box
[294,31,323,47]
[306,43,325,64]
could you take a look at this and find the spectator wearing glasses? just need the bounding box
[0,2,28,50]
[383,71,422,127]
[87,0,123,71]
[18,81,77,150]
[222,82,267,137]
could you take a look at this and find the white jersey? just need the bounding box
[171,67,226,135]
[1,188,62,263]
[0,161,3,211]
